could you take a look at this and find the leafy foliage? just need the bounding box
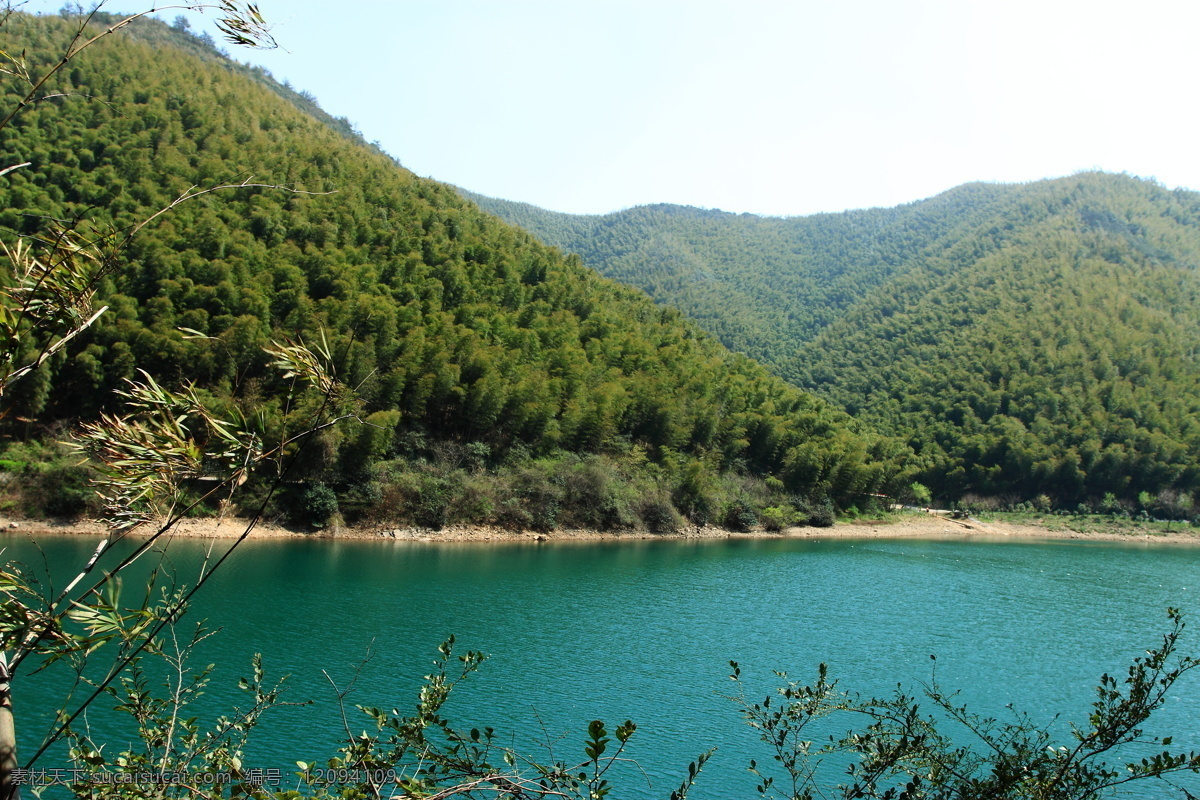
[42,611,1200,798]
[728,608,1200,799]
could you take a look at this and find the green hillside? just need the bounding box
[470,175,1200,509]
[461,182,1022,376]
[0,11,894,528]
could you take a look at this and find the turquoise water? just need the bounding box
[5,532,1200,797]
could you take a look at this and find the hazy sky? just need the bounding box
[27,1,1200,216]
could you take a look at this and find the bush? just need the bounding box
[960,493,1002,512]
[413,473,453,529]
[635,491,684,534]
[510,462,563,532]
[760,505,793,532]
[494,496,532,529]
[806,498,835,528]
[446,473,496,524]
[672,461,718,525]
[722,501,758,532]
[1152,489,1195,521]
[37,463,94,517]
[561,456,634,529]
[301,483,339,528]
[0,440,99,518]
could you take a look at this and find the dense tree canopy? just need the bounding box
[472,175,1200,508]
[0,11,896,527]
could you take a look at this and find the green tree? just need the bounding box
[0,6,347,799]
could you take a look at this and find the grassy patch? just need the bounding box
[976,510,1198,537]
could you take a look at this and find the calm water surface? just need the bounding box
[6,533,1200,797]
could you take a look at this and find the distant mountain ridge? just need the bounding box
[467,174,1200,505]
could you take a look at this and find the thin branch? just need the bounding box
[323,640,375,746]
[0,162,30,179]
[24,361,347,767]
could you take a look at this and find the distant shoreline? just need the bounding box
[2,513,1198,546]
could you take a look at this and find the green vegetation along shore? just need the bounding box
[0,11,902,534]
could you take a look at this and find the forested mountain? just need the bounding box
[0,11,897,529]
[469,175,1200,508]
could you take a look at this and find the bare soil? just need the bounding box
[2,512,1197,545]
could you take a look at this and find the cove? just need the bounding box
[6,533,1200,798]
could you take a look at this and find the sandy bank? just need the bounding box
[1,512,1197,545]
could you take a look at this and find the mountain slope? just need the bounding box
[470,175,1200,506]
[0,11,893,523]
[798,175,1200,502]
[463,183,1028,377]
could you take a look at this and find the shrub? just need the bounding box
[672,461,717,525]
[1100,492,1123,514]
[464,441,491,472]
[760,505,793,532]
[494,496,532,529]
[1152,489,1195,521]
[37,463,95,517]
[413,473,452,529]
[510,462,564,531]
[446,473,496,524]
[722,501,758,532]
[302,483,339,528]
[806,498,835,528]
[561,456,634,530]
[635,491,684,534]
[960,493,1001,512]
[0,440,99,518]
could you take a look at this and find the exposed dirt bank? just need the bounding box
[1,513,1197,545]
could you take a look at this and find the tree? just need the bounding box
[0,5,354,798]
[909,481,932,507]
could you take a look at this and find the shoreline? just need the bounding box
[2,513,1198,546]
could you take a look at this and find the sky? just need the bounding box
[24,0,1200,217]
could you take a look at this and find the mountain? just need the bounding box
[468,174,1200,508]
[0,11,894,527]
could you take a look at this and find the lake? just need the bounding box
[5,531,1200,797]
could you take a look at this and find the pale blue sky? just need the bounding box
[25,1,1200,216]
